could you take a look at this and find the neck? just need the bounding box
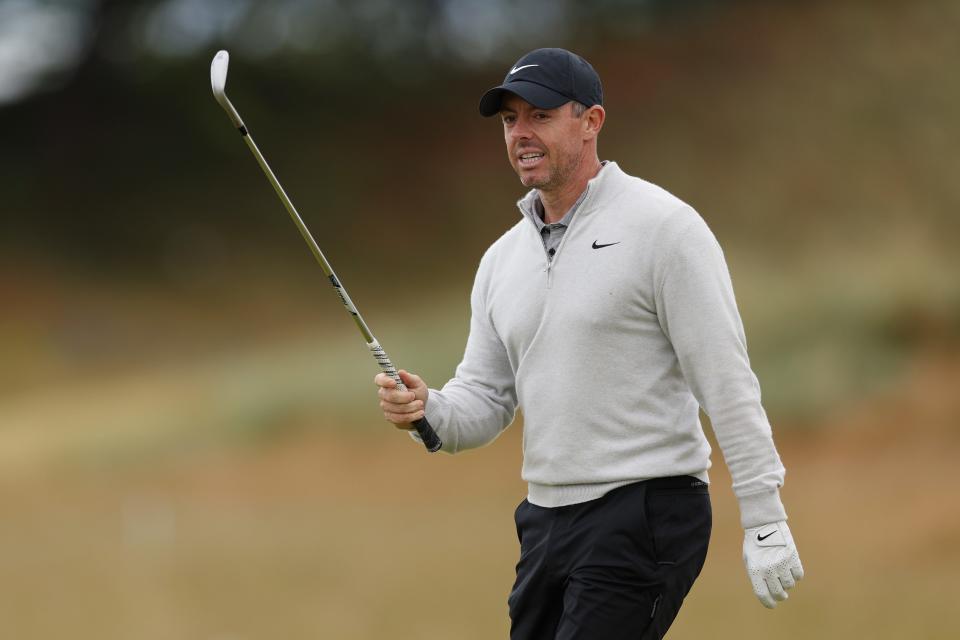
[539,155,602,223]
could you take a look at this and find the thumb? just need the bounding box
[397,369,424,392]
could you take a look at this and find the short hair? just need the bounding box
[571,101,588,117]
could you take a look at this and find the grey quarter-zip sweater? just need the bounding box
[422,161,786,528]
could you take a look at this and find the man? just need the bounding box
[375,48,803,639]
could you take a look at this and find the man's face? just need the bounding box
[499,94,587,192]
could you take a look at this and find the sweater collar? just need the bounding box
[529,188,586,233]
[516,160,620,225]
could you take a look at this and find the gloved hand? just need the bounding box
[742,520,804,608]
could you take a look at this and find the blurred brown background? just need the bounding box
[1,0,958,638]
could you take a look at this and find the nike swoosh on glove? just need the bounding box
[742,520,804,608]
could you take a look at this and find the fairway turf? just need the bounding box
[0,352,958,639]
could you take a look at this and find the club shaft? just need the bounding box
[232,124,442,453]
[240,130,374,343]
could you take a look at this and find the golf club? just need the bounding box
[210,50,442,453]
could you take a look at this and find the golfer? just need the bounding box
[375,48,803,639]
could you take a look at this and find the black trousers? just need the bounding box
[508,477,712,640]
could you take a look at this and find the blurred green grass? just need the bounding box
[2,234,956,470]
[0,284,473,471]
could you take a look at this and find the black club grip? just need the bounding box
[412,416,442,453]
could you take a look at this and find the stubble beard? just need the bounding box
[522,148,581,194]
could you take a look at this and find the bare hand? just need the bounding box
[374,369,429,430]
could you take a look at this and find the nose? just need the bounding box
[508,115,532,142]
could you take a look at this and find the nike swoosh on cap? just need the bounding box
[509,64,539,75]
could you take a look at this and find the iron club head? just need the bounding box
[210,50,245,131]
[211,50,229,99]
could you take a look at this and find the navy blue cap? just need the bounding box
[479,48,603,117]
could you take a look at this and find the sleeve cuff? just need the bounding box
[737,488,787,529]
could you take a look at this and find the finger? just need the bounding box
[779,570,796,591]
[380,399,424,415]
[791,559,804,582]
[378,387,417,403]
[374,373,397,388]
[752,575,776,609]
[384,410,425,425]
[765,575,788,602]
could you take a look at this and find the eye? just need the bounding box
[533,112,549,121]
[501,114,516,125]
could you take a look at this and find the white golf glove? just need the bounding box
[742,520,804,608]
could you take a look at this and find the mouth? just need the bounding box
[517,151,545,168]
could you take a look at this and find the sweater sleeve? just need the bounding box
[415,255,518,454]
[654,209,787,528]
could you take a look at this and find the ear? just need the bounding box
[582,105,605,141]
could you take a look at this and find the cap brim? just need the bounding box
[478,81,571,117]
